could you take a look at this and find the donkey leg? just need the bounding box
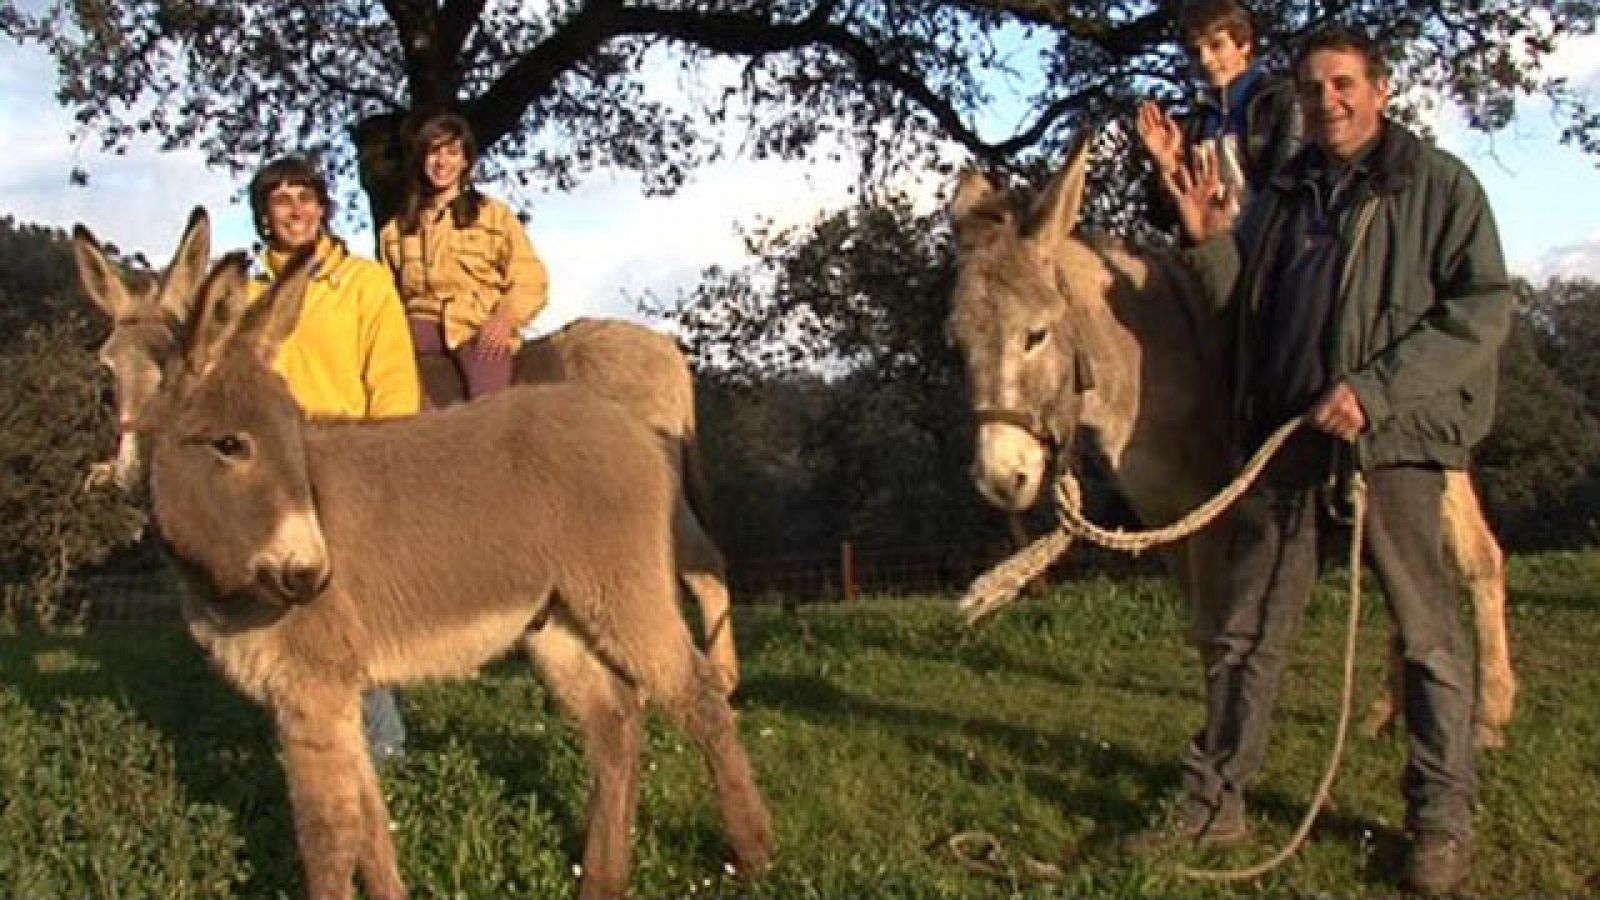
[523,614,645,900]
[353,746,407,900]
[1362,631,1405,738]
[658,642,772,876]
[608,602,772,877]
[1442,470,1516,748]
[675,497,740,696]
[275,683,378,900]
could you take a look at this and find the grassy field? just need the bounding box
[2,552,1597,898]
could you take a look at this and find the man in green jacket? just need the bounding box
[1143,26,1510,896]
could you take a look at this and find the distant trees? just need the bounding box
[665,198,1008,560]
[1479,279,1600,547]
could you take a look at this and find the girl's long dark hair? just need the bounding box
[397,113,484,235]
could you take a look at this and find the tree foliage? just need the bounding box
[668,198,1007,559]
[4,0,1595,229]
[0,316,145,629]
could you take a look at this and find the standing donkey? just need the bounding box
[139,243,771,900]
[947,137,1516,748]
[73,210,741,696]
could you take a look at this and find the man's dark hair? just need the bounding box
[248,156,334,241]
[1178,0,1256,51]
[1293,25,1390,83]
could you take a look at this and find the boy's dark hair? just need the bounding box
[248,156,333,241]
[398,112,484,235]
[1178,0,1256,50]
[1293,25,1390,82]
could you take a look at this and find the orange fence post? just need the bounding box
[840,541,856,604]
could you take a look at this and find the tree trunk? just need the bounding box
[352,113,409,256]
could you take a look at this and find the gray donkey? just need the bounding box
[142,247,771,900]
[73,210,741,696]
[947,137,1515,748]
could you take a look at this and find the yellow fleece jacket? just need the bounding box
[249,236,421,419]
[379,194,548,350]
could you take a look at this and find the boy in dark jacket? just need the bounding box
[1138,0,1300,240]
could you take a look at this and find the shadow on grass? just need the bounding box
[739,670,1180,850]
[0,620,300,896]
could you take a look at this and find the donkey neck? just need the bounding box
[1059,239,1233,515]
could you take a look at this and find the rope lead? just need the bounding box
[957,417,1371,883]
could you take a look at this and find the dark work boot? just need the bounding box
[1404,831,1470,895]
[1125,793,1249,856]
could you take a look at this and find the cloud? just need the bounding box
[0,35,258,260]
[1523,235,1600,285]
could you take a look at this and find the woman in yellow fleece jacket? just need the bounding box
[379,113,549,403]
[248,156,420,763]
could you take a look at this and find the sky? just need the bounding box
[4,28,1599,333]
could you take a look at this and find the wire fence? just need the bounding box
[66,539,1165,622]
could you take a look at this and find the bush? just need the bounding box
[0,315,143,629]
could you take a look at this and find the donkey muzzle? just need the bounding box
[255,556,331,604]
[249,507,332,603]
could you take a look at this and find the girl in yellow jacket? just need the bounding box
[379,113,550,402]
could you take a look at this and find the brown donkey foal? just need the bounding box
[73,209,743,698]
[143,251,771,900]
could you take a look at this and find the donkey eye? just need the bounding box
[1024,328,1050,352]
[209,434,253,462]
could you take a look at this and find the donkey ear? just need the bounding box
[73,223,132,319]
[950,166,1013,252]
[185,253,254,376]
[1029,130,1094,251]
[157,206,212,323]
[230,247,315,364]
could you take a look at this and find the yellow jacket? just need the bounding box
[249,236,421,419]
[379,194,549,350]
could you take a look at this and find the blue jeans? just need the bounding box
[363,688,406,762]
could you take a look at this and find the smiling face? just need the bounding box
[1186,25,1252,92]
[264,182,327,253]
[424,137,469,200]
[1298,47,1390,161]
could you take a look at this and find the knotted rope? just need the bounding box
[960,415,1306,624]
[954,414,1370,884]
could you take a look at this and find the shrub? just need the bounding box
[0,314,143,630]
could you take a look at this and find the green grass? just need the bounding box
[2,553,1597,898]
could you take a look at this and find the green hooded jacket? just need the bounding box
[1183,120,1512,470]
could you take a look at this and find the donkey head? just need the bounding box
[147,250,332,605]
[947,137,1095,511]
[74,208,211,493]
